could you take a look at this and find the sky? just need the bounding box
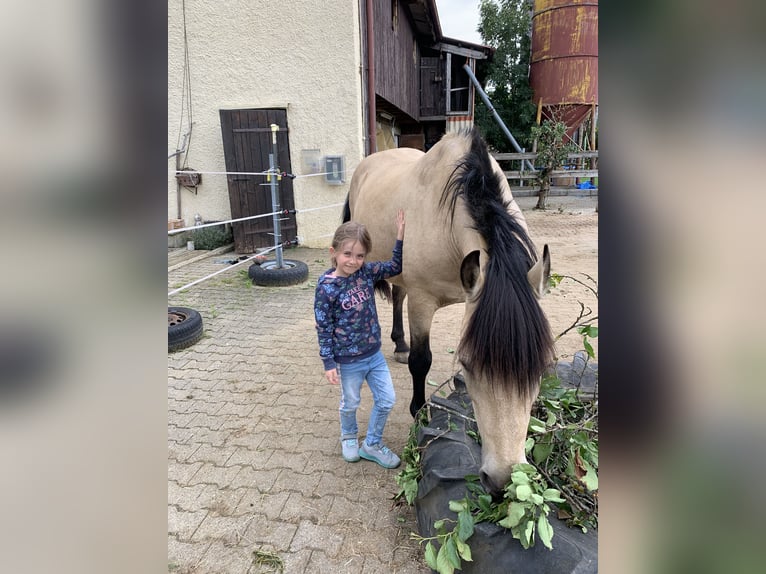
[435,0,483,45]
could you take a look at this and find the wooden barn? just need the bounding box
[168,0,491,250]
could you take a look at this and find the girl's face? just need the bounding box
[331,240,366,277]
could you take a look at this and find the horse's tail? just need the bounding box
[342,195,351,223]
[374,280,392,303]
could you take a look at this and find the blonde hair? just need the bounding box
[330,221,372,268]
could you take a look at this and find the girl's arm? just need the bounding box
[314,285,338,380]
[370,209,405,280]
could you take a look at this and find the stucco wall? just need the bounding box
[169,0,365,248]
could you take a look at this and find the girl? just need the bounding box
[313,209,405,468]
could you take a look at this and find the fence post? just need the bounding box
[269,124,284,268]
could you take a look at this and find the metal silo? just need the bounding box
[530,0,598,142]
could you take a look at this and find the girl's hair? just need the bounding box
[330,221,372,267]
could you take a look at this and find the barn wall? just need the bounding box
[168,0,365,248]
[373,0,420,120]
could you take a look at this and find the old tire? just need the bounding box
[248,259,309,287]
[168,307,204,352]
[415,377,598,573]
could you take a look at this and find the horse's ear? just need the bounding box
[527,244,551,299]
[460,250,482,297]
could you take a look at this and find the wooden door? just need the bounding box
[220,109,297,253]
[420,56,445,117]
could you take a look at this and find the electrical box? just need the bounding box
[324,155,345,185]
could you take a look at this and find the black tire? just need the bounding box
[168,307,204,352]
[248,259,309,287]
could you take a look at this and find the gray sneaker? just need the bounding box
[341,438,360,462]
[359,442,401,469]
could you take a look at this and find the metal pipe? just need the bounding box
[462,64,535,171]
[269,124,284,267]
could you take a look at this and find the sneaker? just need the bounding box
[359,442,401,469]
[341,438,360,462]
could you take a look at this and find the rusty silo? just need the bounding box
[529,0,598,144]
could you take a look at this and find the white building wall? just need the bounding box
[168,0,365,247]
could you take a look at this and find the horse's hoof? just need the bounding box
[394,351,409,364]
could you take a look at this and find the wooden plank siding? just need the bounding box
[374,0,420,120]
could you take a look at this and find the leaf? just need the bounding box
[525,437,535,454]
[457,510,475,542]
[581,463,599,491]
[427,379,438,386]
[433,519,445,532]
[515,484,532,501]
[424,541,438,569]
[446,537,462,568]
[455,537,473,562]
[404,478,418,505]
[543,489,566,503]
[449,499,468,513]
[436,537,460,573]
[583,338,595,360]
[522,519,535,548]
[510,471,530,485]
[532,441,553,465]
[528,416,546,433]
[435,542,454,574]
[501,501,527,528]
[538,514,554,550]
[447,347,455,354]
[530,493,544,506]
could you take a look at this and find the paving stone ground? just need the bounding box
[168,195,598,573]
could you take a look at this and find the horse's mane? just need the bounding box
[440,128,555,397]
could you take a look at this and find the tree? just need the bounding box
[476,0,536,152]
[531,120,576,210]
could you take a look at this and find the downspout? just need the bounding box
[366,0,376,154]
[462,64,535,171]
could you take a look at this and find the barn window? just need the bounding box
[446,53,470,115]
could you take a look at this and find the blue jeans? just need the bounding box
[338,350,396,447]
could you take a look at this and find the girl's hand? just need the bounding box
[396,208,405,241]
[325,368,339,385]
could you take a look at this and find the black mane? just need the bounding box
[440,128,555,397]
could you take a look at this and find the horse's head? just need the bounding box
[458,244,553,497]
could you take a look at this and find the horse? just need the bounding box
[344,128,555,496]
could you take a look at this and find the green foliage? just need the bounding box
[476,0,536,152]
[394,408,429,506]
[190,224,233,250]
[531,120,577,176]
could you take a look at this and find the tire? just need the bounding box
[415,377,598,573]
[168,307,204,352]
[248,259,309,287]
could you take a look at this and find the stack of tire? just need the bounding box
[415,376,597,573]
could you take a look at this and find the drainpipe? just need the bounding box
[169,131,191,220]
[462,64,535,171]
[366,0,376,154]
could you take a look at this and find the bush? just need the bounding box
[190,224,233,250]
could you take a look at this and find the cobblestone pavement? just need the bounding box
[168,195,597,573]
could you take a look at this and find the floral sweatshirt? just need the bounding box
[314,240,403,371]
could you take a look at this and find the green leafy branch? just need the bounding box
[411,499,475,574]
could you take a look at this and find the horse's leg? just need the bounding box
[391,285,409,364]
[406,294,438,417]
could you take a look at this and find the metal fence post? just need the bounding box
[269,123,283,267]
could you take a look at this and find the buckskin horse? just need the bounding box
[344,128,555,495]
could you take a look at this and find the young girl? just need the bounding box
[314,209,405,468]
